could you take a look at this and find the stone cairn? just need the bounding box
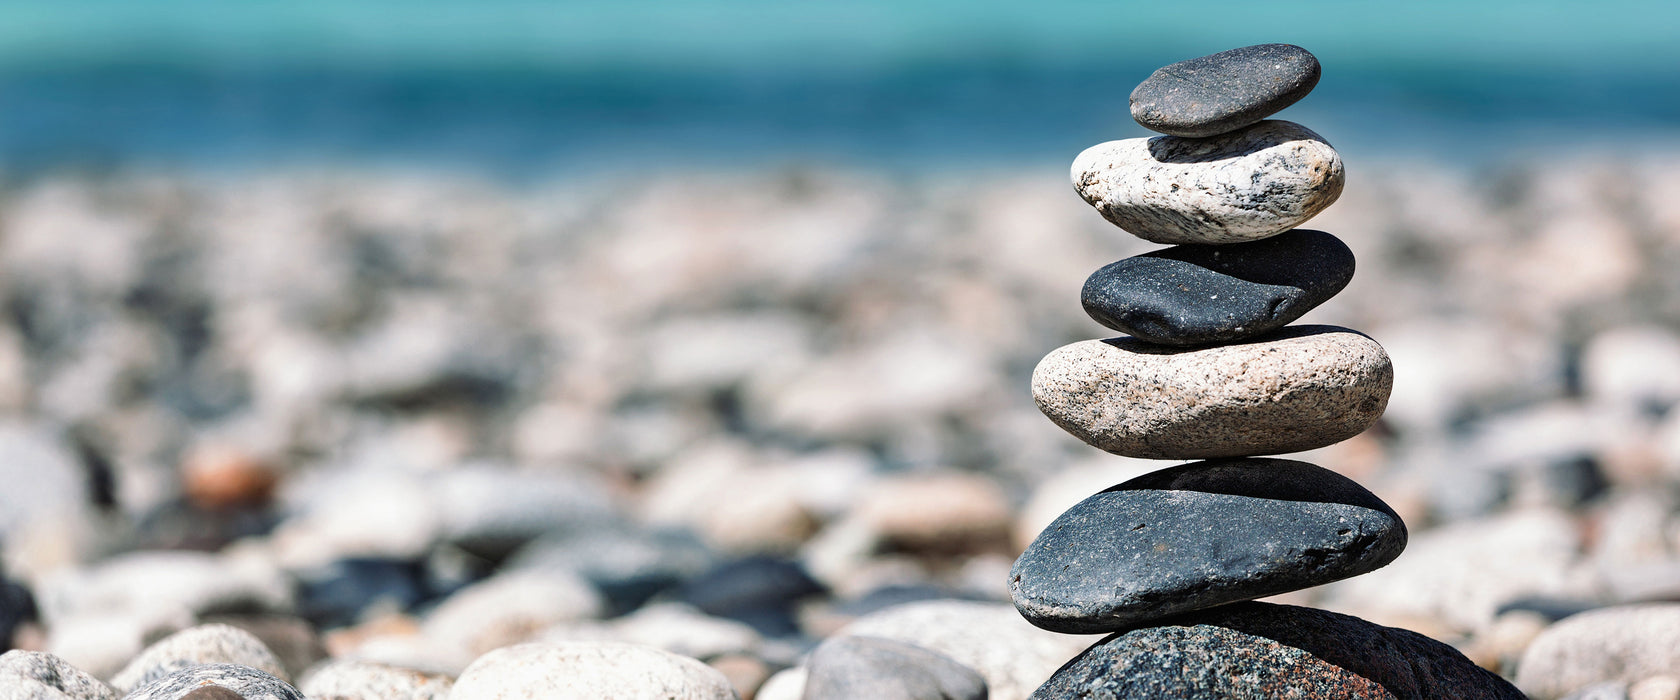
[1011,45,1526,698]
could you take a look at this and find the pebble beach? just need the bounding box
[0,144,1679,697]
[2,11,1680,692]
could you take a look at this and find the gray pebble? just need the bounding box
[1130,44,1321,138]
[120,664,303,700]
[0,649,117,700]
[804,635,987,700]
[1031,325,1392,459]
[1030,602,1522,699]
[1010,459,1406,633]
[1072,120,1344,245]
[1082,228,1355,346]
[111,624,287,693]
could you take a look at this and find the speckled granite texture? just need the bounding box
[1031,325,1391,459]
[1072,120,1343,245]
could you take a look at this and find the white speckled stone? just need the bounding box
[297,659,452,700]
[1516,604,1680,700]
[448,642,737,700]
[111,624,288,693]
[1032,325,1391,459]
[0,650,116,700]
[1072,120,1344,244]
[121,664,304,700]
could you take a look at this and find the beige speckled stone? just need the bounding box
[1032,325,1391,459]
[1072,120,1344,244]
[1516,604,1680,700]
[449,642,738,700]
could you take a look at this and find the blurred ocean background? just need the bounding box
[2,1,1678,175]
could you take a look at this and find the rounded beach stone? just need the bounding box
[1515,604,1680,700]
[1031,325,1391,459]
[111,623,288,692]
[1130,44,1321,138]
[297,659,453,700]
[839,600,1095,700]
[1010,458,1406,634]
[0,649,117,700]
[1072,120,1344,245]
[804,635,987,700]
[449,641,737,700]
[122,664,304,700]
[1082,228,1354,346]
[1030,602,1523,699]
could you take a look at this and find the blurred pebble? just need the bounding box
[180,444,278,511]
[854,472,1012,556]
[1631,677,1680,700]
[1517,604,1680,699]
[198,614,326,682]
[503,524,712,616]
[111,623,288,693]
[804,635,987,700]
[420,569,603,661]
[1582,326,1680,413]
[675,556,825,638]
[839,600,1096,700]
[449,641,735,700]
[296,659,453,700]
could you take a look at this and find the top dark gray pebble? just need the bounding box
[1030,602,1524,699]
[1082,229,1354,346]
[1010,459,1406,634]
[1130,44,1321,138]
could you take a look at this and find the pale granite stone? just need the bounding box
[1072,120,1344,244]
[1517,604,1680,700]
[121,664,303,700]
[449,642,737,700]
[0,650,116,700]
[111,624,287,692]
[297,659,452,700]
[1032,325,1391,459]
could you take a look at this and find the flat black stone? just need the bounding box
[1081,229,1354,347]
[1131,44,1321,138]
[1030,602,1524,700]
[1009,459,1405,634]
[805,636,989,700]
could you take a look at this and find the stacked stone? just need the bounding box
[1011,45,1525,698]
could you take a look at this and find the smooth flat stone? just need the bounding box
[1029,603,1524,699]
[1131,44,1321,138]
[804,636,988,700]
[1032,325,1391,459]
[1072,120,1343,245]
[1009,458,1406,634]
[1082,229,1354,346]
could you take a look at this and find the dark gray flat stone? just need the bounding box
[1130,44,1320,138]
[1082,229,1354,346]
[805,635,988,700]
[1030,602,1524,700]
[1010,459,1405,634]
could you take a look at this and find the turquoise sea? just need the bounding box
[1,1,1677,175]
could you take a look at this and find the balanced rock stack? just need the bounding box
[1012,45,1525,699]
